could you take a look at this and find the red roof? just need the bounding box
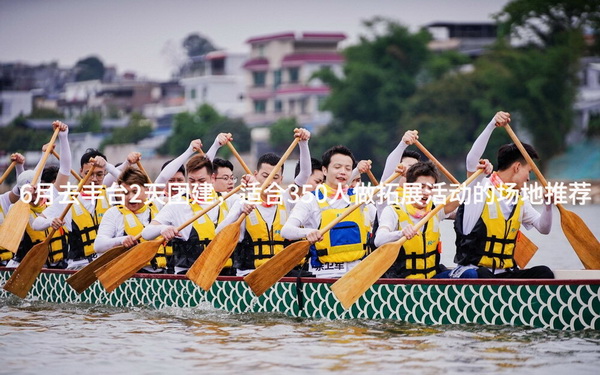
[281,53,344,67]
[242,57,269,70]
[246,32,295,44]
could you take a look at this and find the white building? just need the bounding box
[179,51,248,118]
[242,32,346,131]
[0,91,32,126]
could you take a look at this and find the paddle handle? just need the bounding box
[51,150,83,181]
[136,161,152,183]
[415,140,459,184]
[174,184,244,233]
[317,170,403,236]
[261,137,300,191]
[0,161,16,185]
[45,164,96,238]
[392,169,484,247]
[226,142,253,175]
[366,169,379,186]
[504,124,548,186]
[31,128,61,187]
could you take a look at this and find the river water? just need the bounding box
[1,205,599,374]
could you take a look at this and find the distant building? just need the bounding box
[60,79,102,118]
[0,91,32,126]
[242,31,346,130]
[425,22,498,57]
[572,57,600,143]
[179,51,248,118]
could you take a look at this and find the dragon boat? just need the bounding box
[1,267,599,331]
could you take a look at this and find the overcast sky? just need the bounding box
[0,0,510,81]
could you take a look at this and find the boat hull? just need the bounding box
[1,268,599,331]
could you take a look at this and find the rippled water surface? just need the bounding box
[1,205,600,374]
[1,299,599,375]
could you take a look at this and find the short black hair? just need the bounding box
[41,166,59,184]
[80,148,106,168]
[401,150,421,162]
[161,159,185,176]
[497,143,538,171]
[322,145,356,169]
[295,157,322,177]
[405,161,439,184]
[257,152,282,171]
[212,157,234,173]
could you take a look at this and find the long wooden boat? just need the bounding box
[1,267,600,331]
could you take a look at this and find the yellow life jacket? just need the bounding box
[455,187,524,270]
[243,203,291,269]
[170,199,218,271]
[19,203,68,264]
[0,204,13,262]
[116,202,169,270]
[314,196,370,264]
[212,190,231,225]
[69,187,110,259]
[393,204,441,279]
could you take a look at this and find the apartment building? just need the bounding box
[243,31,346,130]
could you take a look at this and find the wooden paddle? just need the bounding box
[187,138,301,291]
[3,164,96,298]
[136,161,151,182]
[1,159,19,238]
[414,140,539,268]
[95,184,245,293]
[244,169,403,296]
[65,234,139,294]
[366,169,379,186]
[0,161,17,185]
[0,127,60,253]
[504,124,600,269]
[51,150,82,181]
[331,169,484,309]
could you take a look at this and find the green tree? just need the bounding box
[158,104,250,156]
[75,56,105,81]
[311,17,433,176]
[100,113,153,150]
[27,107,65,119]
[73,110,102,133]
[183,33,217,57]
[269,118,299,154]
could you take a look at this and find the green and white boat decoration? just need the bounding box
[1,268,599,331]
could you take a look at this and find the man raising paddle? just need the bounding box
[215,128,312,277]
[452,111,554,279]
[281,145,371,278]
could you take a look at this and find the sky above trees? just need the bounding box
[0,0,509,80]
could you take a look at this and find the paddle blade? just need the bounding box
[186,223,241,291]
[513,231,538,269]
[331,243,401,310]
[244,241,311,296]
[3,240,49,298]
[95,240,161,293]
[0,201,30,253]
[558,205,600,269]
[66,245,129,294]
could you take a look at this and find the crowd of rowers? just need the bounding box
[0,111,555,280]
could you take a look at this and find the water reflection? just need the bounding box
[1,299,599,374]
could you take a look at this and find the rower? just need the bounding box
[215,128,313,277]
[142,155,225,275]
[32,147,114,270]
[94,167,169,273]
[375,160,492,279]
[9,121,72,269]
[452,111,555,279]
[0,153,26,265]
[281,145,371,278]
